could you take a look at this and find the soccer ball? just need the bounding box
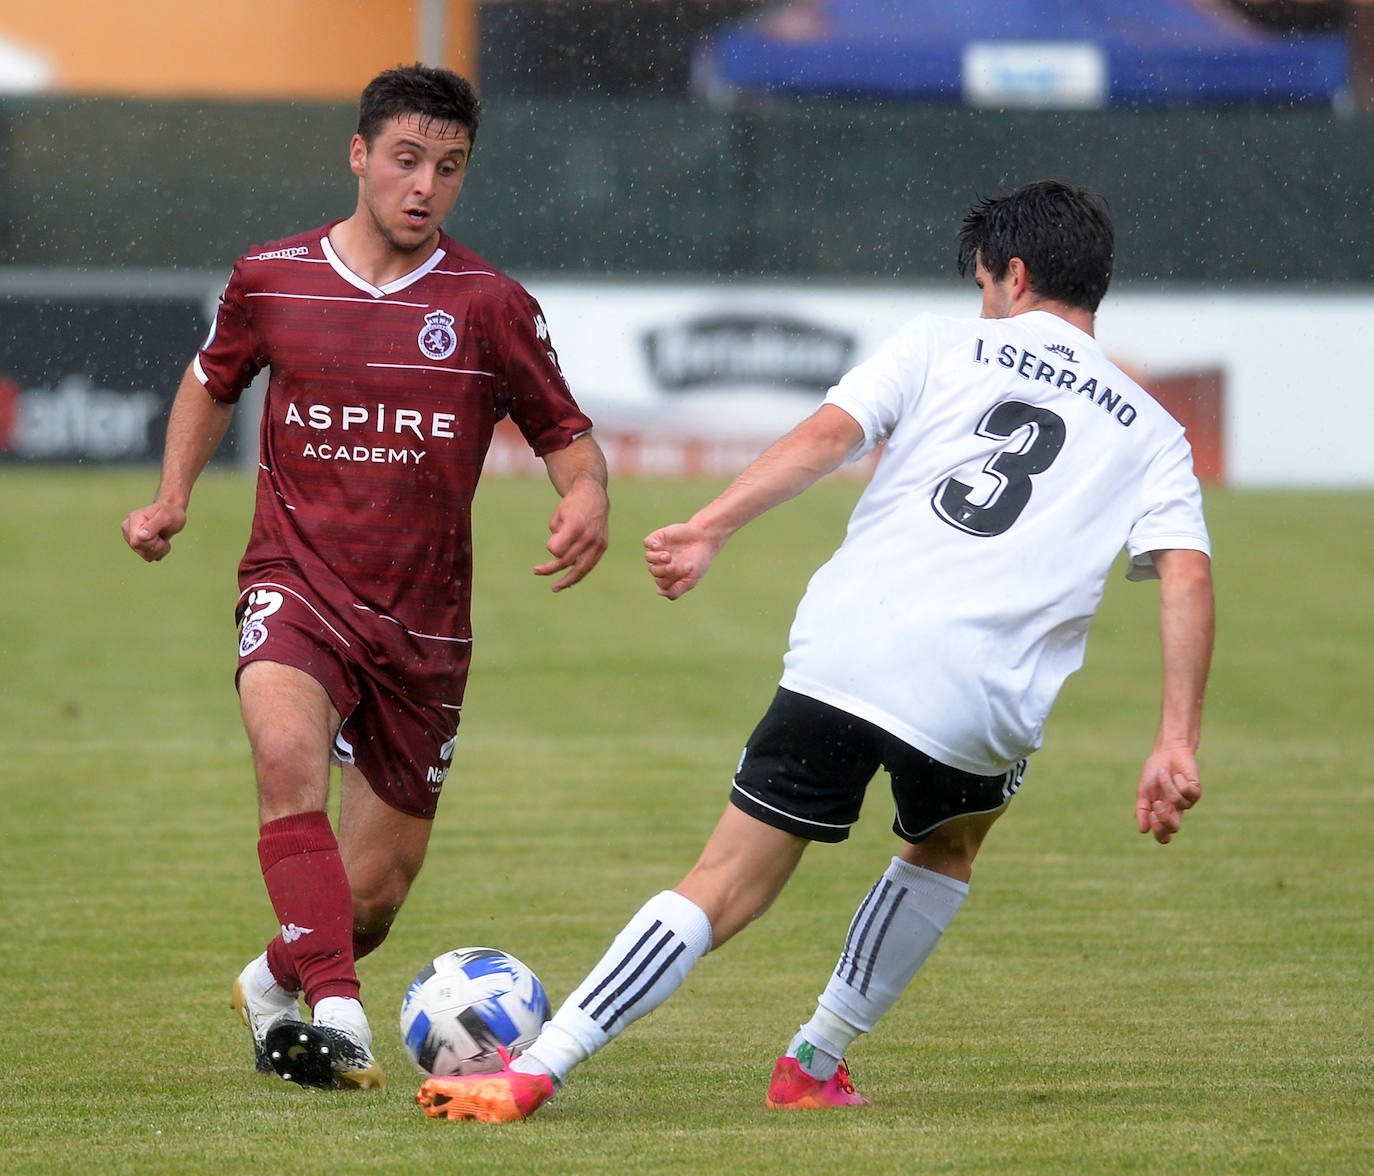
[399,946,552,1076]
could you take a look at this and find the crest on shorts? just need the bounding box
[418,309,458,361]
[239,620,269,657]
[238,587,283,657]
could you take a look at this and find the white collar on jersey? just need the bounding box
[321,234,447,298]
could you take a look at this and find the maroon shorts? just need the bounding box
[235,584,463,820]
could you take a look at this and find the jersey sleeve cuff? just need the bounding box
[1124,535,1211,581]
[192,354,244,404]
[823,391,881,460]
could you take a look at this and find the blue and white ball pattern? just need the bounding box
[399,947,551,1076]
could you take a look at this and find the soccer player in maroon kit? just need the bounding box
[122,65,609,1090]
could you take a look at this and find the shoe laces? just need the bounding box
[833,1060,858,1094]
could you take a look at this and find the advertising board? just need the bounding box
[0,271,228,465]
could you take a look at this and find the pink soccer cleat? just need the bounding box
[765,1056,872,1109]
[417,1067,555,1123]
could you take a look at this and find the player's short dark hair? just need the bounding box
[357,64,481,150]
[957,180,1115,313]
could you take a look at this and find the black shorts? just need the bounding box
[729,687,1026,845]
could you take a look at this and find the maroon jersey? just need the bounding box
[196,223,592,699]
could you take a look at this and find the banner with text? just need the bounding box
[0,274,228,465]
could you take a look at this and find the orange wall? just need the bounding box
[0,1,478,99]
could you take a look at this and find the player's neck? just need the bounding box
[328,215,440,288]
[1011,298,1095,338]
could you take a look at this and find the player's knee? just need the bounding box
[251,727,328,801]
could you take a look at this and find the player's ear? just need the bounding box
[1006,257,1033,301]
[349,134,368,179]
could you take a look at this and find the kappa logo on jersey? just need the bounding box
[418,309,458,361]
[532,315,566,376]
[281,922,315,943]
[252,245,311,261]
[426,732,459,789]
[239,588,284,657]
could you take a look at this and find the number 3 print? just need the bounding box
[932,401,1067,537]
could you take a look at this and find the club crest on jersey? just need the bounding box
[418,310,458,361]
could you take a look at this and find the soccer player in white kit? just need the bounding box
[418,180,1214,1121]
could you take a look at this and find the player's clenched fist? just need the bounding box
[121,502,187,562]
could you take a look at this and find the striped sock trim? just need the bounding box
[579,920,690,1032]
[839,878,906,998]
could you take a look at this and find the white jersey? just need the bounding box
[780,309,1210,775]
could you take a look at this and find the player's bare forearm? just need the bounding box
[1153,548,1214,749]
[536,434,609,591]
[698,405,863,539]
[643,405,863,600]
[543,432,608,500]
[121,365,234,562]
[1136,548,1214,843]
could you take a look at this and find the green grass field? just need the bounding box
[1,468,1370,1175]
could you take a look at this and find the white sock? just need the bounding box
[786,1003,858,1081]
[313,995,372,1048]
[795,857,967,1068]
[251,953,299,1004]
[514,890,713,1083]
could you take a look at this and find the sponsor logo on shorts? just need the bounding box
[239,588,285,657]
[1002,760,1027,802]
[239,620,269,656]
[426,732,459,789]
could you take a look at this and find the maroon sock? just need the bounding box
[266,921,390,989]
[257,811,359,1008]
[265,934,300,994]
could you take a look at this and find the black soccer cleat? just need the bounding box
[263,1020,386,1091]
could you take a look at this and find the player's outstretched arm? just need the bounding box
[644,404,864,601]
[1135,547,1213,843]
[121,364,234,562]
[536,432,610,592]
